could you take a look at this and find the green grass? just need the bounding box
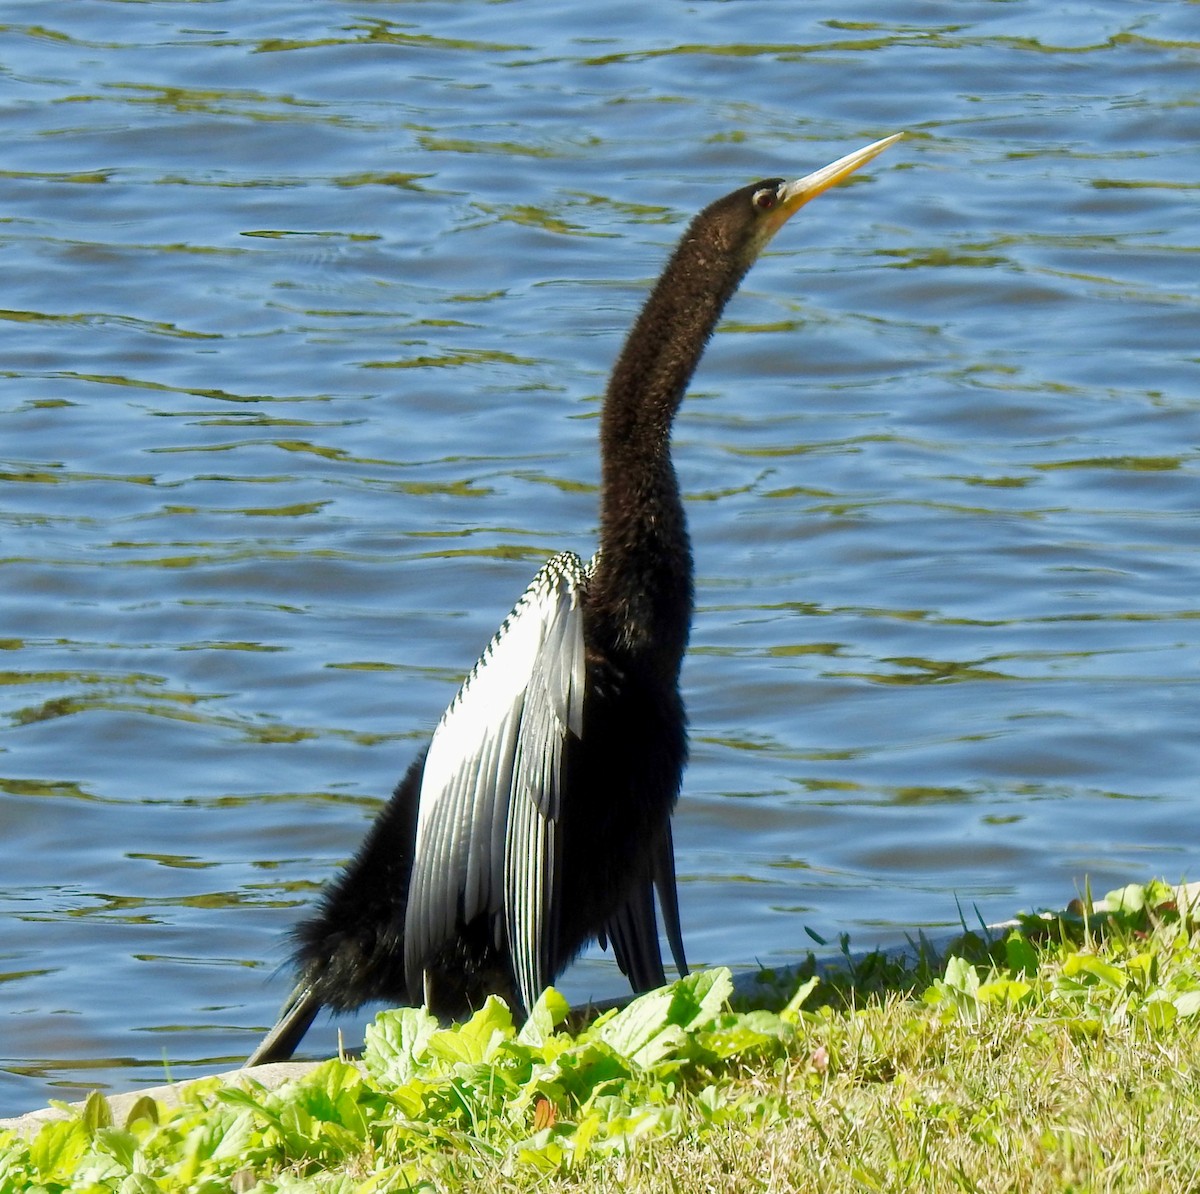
[3,881,1199,1193]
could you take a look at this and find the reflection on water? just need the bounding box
[2,0,1198,1116]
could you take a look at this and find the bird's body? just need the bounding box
[246,134,901,1067]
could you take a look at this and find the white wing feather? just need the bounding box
[404,551,590,1012]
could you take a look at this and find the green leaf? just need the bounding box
[924,957,983,1021]
[567,1109,602,1167]
[595,987,676,1062]
[1144,999,1177,1031]
[518,985,571,1047]
[781,976,819,1023]
[1005,932,1038,977]
[120,1174,167,1194]
[540,1039,631,1106]
[1125,951,1157,987]
[91,1126,138,1171]
[587,1101,668,1151]
[632,1024,687,1069]
[82,1089,113,1136]
[1103,883,1148,915]
[364,1005,440,1083]
[122,1096,160,1130]
[516,1135,565,1172]
[943,956,980,996]
[976,977,1032,1006]
[1173,990,1200,1017]
[299,1057,368,1133]
[29,1117,89,1181]
[1062,954,1127,990]
[595,969,734,1069]
[209,1108,262,1163]
[695,1083,726,1122]
[668,968,733,1028]
[690,1007,790,1064]
[427,996,513,1065]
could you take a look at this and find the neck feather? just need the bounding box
[589,216,752,674]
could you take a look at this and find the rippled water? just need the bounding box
[2,1,1197,1114]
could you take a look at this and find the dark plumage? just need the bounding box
[245,134,901,1066]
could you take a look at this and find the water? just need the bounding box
[2,0,1197,1115]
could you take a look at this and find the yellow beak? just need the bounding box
[763,132,904,236]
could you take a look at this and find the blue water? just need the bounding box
[2,0,1197,1115]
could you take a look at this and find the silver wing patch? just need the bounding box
[403,551,590,1014]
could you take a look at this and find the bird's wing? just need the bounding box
[404,551,589,1014]
[603,823,688,991]
[603,880,666,993]
[655,821,689,978]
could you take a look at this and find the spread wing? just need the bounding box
[403,551,590,1015]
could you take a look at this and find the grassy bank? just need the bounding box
[3,881,1198,1192]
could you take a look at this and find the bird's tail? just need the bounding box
[244,981,323,1068]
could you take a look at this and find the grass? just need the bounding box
[3,880,1199,1193]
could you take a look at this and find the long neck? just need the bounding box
[588,216,752,681]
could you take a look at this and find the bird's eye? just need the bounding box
[753,188,778,211]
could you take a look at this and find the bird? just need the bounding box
[245,132,902,1067]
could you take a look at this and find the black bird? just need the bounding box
[245,133,902,1066]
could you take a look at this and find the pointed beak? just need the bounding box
[764,132,903,237]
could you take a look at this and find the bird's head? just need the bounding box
[699,132,904,268]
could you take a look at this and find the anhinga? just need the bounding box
[245,133,901,1066]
